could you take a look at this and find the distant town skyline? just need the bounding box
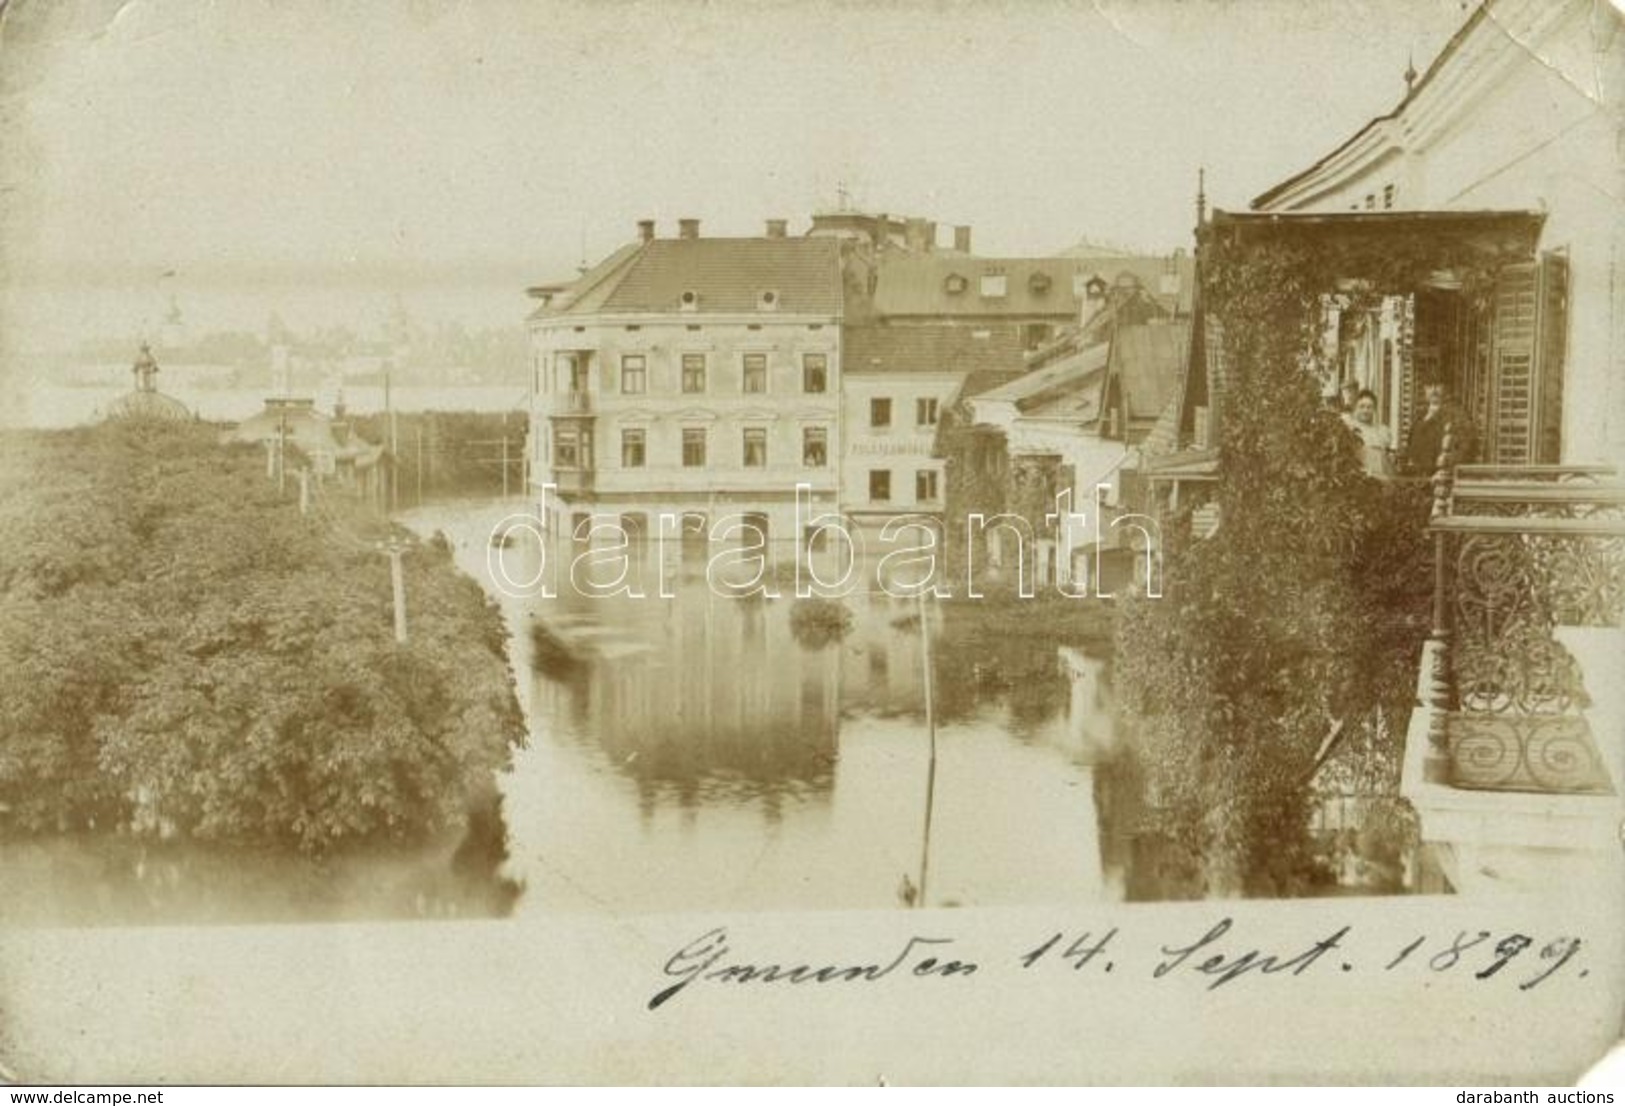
[1,0,1473,351]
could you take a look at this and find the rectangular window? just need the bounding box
[916,397,939,426]
[553,425,585,469]
[980,274,1007,298]
[1019,323,1053,351]
[682,427,707,468]
[1382,184,1396,210]
[803,426,828,467]
[742,427,767,468]
[742,353,768,393]
[803,353,828,393]
[916,469,939,502]
[621,428,645,468]
[620,354,646,394]
[870,398,892,428]
[682,353,706,394]
[869,470,891,503]
[564,353,589,393]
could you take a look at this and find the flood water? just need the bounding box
[0,498,1128,925]
[413,502,1125,915]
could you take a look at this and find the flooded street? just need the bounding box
[407,501,1122,915]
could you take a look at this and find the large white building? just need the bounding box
[527,219,844,554]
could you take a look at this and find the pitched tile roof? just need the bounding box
[542,237,844,317]
[871,257,1084,318]
[871,253,1195,318]
[1137,394,1185,459]
[1110,321,1189,422]
[973,341,1109,411]
[842,324,1028,376]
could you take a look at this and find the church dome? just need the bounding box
[106,389,192,422]
[104,342,191,423]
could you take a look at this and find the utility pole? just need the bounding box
[468,436,524,499]
[276,411,288,496]
[915,587,938,909]
[385,367,398,515]
[298,466,310,516]
[379,538,410,645]
[416,423,424,506]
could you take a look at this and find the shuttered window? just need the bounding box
[1535,251,1568,464]
[1489,262,1538,465]
[1486,254,1568,465]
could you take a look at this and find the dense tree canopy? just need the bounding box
[0,420,525,854]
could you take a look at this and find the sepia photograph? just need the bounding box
[0,0,1621,1087]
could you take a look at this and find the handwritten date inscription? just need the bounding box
[648,919,1588,1010]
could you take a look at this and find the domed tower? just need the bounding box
[104,343,191,422]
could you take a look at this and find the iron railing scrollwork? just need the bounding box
[1427,465,1624,794]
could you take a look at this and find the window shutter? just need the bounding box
[1534,250,1569,464]
[1486,256,1569,465]
[1489,262,1538,465]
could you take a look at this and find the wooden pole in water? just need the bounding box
[916,587,937,908]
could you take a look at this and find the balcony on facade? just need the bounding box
[1402,463,1625,891]
[550,467,596,496]
[539,350,598,418]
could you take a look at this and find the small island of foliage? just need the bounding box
[0,420,527,883]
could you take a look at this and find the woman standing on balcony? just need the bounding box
[1343,389,1394,477]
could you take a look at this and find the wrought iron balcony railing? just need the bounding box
[1423,465,1624,795]
[559,390,594,415]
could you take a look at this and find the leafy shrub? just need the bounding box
[0,422,526,854]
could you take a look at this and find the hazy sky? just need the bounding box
[0,0,1475,344]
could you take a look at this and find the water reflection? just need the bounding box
[0,508,1128,924]
[497,533,1116,913]
[539,583,841,821]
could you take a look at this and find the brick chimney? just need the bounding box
[765,218,788,238]
[637,219,655,243]
[904,217,930,253]
[678,218,700,240]
[954,225,972,253]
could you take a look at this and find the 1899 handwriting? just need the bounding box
[647,919,1588,1010]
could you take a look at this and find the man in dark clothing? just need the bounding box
[1403,384,1475,475]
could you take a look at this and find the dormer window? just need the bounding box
[1084,276,1108,301]
[1028,272,1052,295]
[944,273,968,295]
[757,290,779,311]
[679,290,700,312]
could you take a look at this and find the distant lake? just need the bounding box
[23,382,530,428]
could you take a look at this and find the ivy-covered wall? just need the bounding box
[1114,230,1441,896]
